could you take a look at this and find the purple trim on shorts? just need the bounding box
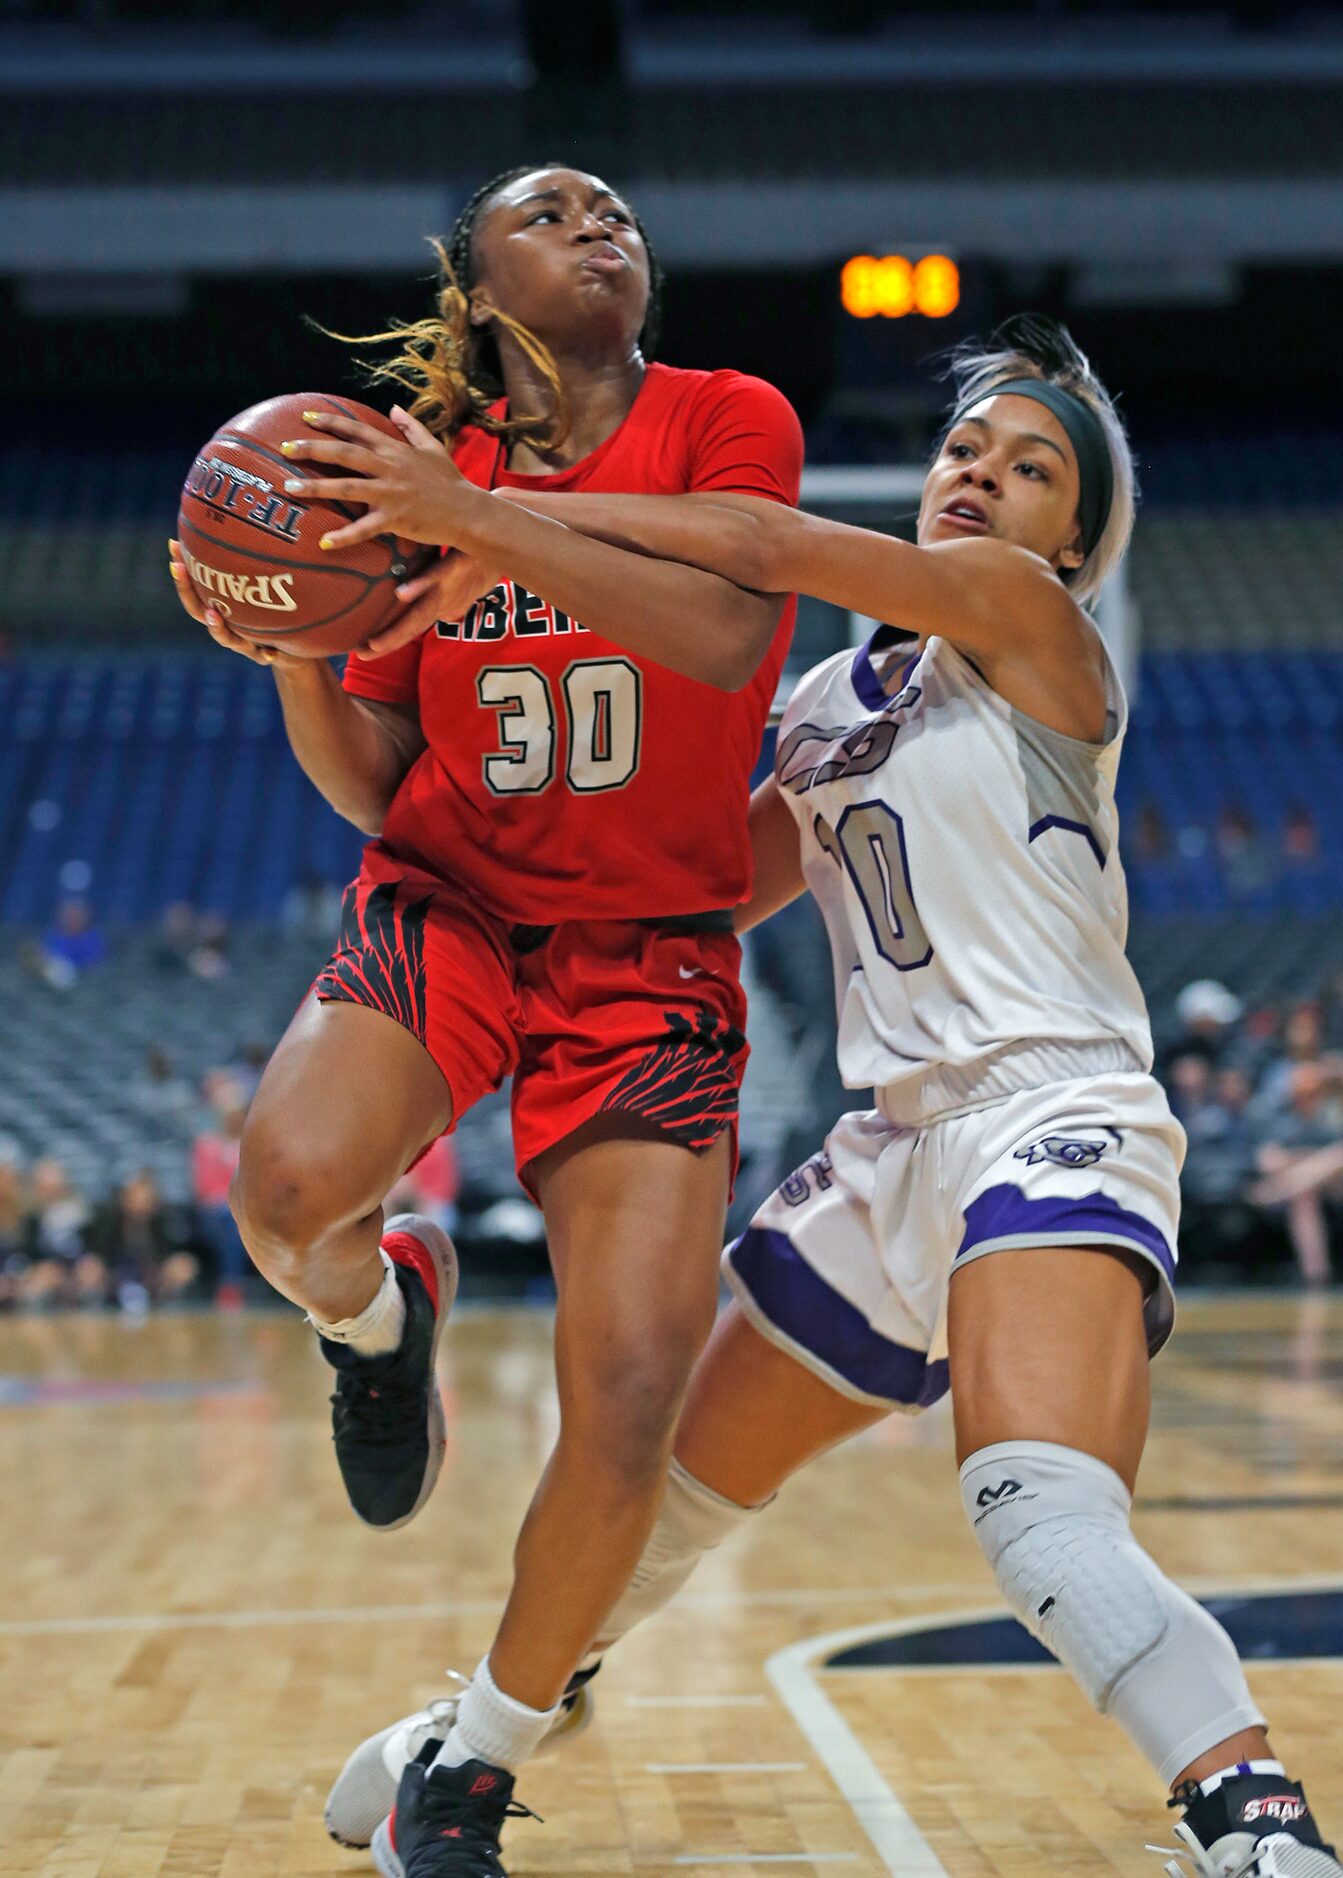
[1027,814,1106,870]
[956,1183,1175,1281]
[727,1225,950,1408]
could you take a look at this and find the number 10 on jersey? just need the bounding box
[478,658,644,796]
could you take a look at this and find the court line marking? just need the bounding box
[670,1856,858,1866]
[626,1695,770,1709]
[0,1590,997,1640]
[6,1571,1342,1641]
[767,1621,951,1878]
[646,1762,808,1773]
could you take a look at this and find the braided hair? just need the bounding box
[326,164,664,453]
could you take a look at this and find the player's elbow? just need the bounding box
[712,595,786,693]
[331,785,392,839]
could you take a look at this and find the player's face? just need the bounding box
[468,168,651,355]
[917,394,1086,577]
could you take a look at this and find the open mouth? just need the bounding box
[938,499,990,533]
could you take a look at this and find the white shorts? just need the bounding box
[724,1072,1184,1413]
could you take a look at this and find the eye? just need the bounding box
[1017,460,1049,481]
[603,210,632,225]
[947,441,973,460]
[527,210,561,225]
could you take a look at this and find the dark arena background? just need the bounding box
[3,4,1343,1874]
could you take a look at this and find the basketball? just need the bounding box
[176,393,434,657]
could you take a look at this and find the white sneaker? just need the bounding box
[325,1667,598,1850]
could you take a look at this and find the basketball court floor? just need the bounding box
[3,1293,1342,1876]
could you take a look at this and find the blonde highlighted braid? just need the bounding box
[322,165,664,454]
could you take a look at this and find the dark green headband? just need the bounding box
[952,377,1115,559]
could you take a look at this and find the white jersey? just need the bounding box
[775,625,1153,1126]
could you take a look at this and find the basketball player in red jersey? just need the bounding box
[169,164,801,1875]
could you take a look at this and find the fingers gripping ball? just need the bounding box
[176,394,435,657]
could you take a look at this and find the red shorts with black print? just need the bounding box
[311,844,749,1193]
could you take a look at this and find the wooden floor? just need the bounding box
[3,1294,1343,1876]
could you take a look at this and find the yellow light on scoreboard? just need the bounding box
[840,253,960,319]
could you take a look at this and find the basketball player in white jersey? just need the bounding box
[326,318,1337,1878]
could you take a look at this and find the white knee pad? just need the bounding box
[598,1461,760,1645]
[960,1442,1264,1786]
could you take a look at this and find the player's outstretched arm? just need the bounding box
[490,493,1105,737]
[734,777,808,933]
[285,409,785,692]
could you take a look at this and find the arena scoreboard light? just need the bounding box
[841,253,961,320]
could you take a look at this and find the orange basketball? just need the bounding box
[176,393,435,657]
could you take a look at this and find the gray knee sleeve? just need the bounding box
[961,1442,1264,1786]
[598,1461,760,1645]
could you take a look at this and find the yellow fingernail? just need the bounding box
[302,410,323,422]
[319,535,334,551]
[168,536,177,551]
[280,440,298,455]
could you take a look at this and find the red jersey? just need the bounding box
[343,362,802,925]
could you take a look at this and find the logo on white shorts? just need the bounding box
[1015,1134,1111,1169]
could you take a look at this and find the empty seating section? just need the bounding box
[2,644,1340,950]
[0,656,365,924]
[1132,516,1343,651]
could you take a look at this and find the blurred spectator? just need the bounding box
[224,1041,271,1105]
[1132,802,1170,863]
[38,898,107,989]
[1161,979,1244,1078]
[153,902,198,975]
[1216,803,1275,902]
[1284,802,1321,865]
[1251,1061,1343,1288]
[152,903,232,980]
[282,871,343,941]
[191,1077,250,1306]
[190,913,231,981]
[0,1154,30,1311]
[1322,968,1343,1053]
[1252,1000,1336,1118]
[129,1047,198,1130]
[386,1134,461,1237]
[1178,1064,1263,1275]
[1167,1051,1212,1123]
[89,1170,200,1312]
[18,1157,105,1307]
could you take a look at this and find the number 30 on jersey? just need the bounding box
[477,658,643,796]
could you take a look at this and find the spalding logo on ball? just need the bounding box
[177,392,435,658]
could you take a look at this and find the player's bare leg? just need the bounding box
[233,995,460,1530]
[326,1300,881,1850]
[672,1302,887,1506]
[949,1246,1338,1874]
[488,1117,732,1711]
[233,994,452,1322]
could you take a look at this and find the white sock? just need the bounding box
[309,1253,405,1357]
[431,1656,560,1774]
[1198,1759,1286,1798]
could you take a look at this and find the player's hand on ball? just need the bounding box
[168,539,305,668]
[280,405,478,550]
[355,550,501,662]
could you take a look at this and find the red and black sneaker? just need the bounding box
[371,1748,540,1878]
[1158,1771,1341,1875]
[319,1215,458,1530]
